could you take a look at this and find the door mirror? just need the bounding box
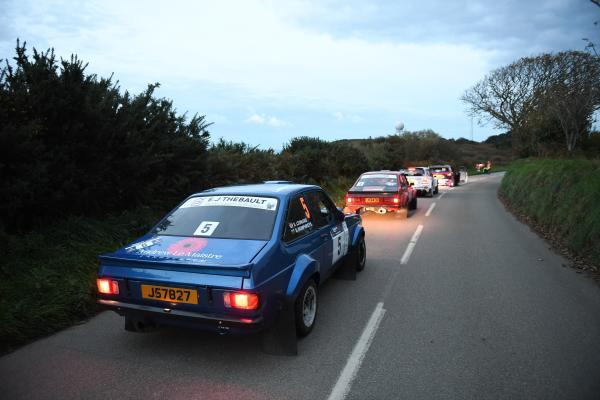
[336,210,345,222]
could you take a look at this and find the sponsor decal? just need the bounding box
[363,174,397,179]
[167,238,208,256]
[125,237,161,252]
[180,196,278,211]
[288,217,313,235]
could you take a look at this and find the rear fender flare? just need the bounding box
[351,224,365,248]
[285,254,319,301]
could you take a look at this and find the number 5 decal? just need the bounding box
[299,197,311,220]
[194,221,220,236]
[331,221,349,264]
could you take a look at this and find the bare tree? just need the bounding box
[544,51,600,152]
[461,56,552,155]
[462,52,600,155]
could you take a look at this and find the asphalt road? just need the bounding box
[1,173,599,400]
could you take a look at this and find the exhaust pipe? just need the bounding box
[377,208,387,214]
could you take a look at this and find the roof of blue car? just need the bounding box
[194,183,320,197]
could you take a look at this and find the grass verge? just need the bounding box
[499,158,600,268]
[0,208,162,354]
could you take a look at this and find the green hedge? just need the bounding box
[0,208,162,353]
[500,159,600,265]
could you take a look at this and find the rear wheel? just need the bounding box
[410,196,417,210]
[427,187,433,197]
[395,207,408,219]
[295,279,318,337]
[354,236,366,271]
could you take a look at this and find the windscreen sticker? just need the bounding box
[331,221,349,265]
[193,221,220,236]
[363,174,396,179]
[288,217,313,235]
[355,182,365,187]
[363,186,385,191]
[385,181,396,186]
[180,196,278,211]
[125,237,161,252]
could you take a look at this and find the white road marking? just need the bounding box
[425,202,436,217]
[438,192,446,199]
[327,302,387,400]
[400,224,424,265]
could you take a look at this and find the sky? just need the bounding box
[0,0,598,149]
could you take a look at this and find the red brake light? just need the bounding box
[346,196,353,203]
[97,278,119,295]
[393,196,400,204]
[223,292,259,310]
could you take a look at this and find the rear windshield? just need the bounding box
[350,174,398,192]
[403,168,426,176]
[154,195,279,240]
[430,166,450,172]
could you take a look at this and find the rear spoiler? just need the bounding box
[98,254,252,277]
[347,190,398,195]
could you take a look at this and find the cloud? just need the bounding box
[246,113,289,127]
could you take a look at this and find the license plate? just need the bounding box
[141,284,198,304]
[365,198,379,203]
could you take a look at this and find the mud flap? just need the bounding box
[125,316,159,333]
[333,252,357,281]
[260,302,298,356]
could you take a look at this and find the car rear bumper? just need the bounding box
[98,299,265,334]
[346,205,404,213]
[437,178,454,186]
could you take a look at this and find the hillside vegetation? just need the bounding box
[500,159,600,266]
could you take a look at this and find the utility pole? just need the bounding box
[470,116,474,141]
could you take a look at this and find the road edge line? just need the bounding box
[327,302,387,400]
[400,224,423,265]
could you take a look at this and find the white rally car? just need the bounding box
[401,167,438,197]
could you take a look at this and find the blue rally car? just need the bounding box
[97,182,366,352]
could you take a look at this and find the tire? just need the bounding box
[295,279,318,337]
[427,187,433,197]
[354,236,366,272]
[410,196,417,210]
[434,185,439,194]
[395,207,408,219]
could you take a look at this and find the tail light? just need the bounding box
[346,196,353,203]
[223,292,259,310]
[97,278,119,295]
[393,196,400,203]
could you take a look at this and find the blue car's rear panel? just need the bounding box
[97,234,272,333]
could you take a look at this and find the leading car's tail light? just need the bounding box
[346,196,353,203]
[393,196,400,203]
[97,278,119,295]
[223,292,259,310]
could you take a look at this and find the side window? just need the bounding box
[305,190,336,228]
[399,175,407,186]
[283,195,315,242]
